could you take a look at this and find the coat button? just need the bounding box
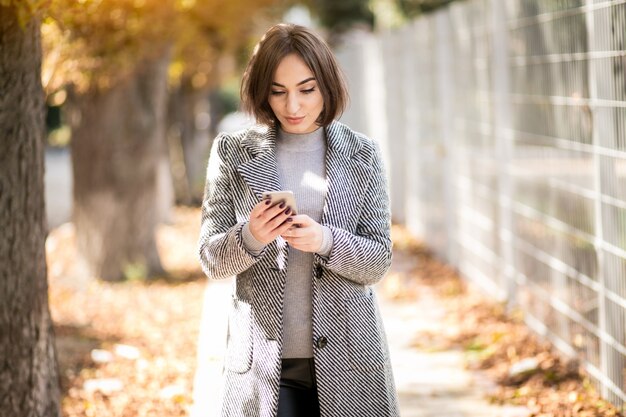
[316,336,328,349]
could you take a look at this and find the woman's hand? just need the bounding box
[248,198,294,245]
[280,215,323,253]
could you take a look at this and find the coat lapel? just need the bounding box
[236,125,282,200]
[321,121,371,229]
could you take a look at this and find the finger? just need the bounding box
[252,212,290,242]
[289,214,314,228]
[287,218,302,229]
[283,228,310,240]
[281,226,302,238]
[253,204,288,230]
[273,216,294,235]
[250,197,273,218]
[289,214,306,223]
[270,207,293,228]
[263,201,291,221]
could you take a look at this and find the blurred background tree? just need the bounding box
[395,0,460,17]
[0,1,61,416]
[43,0,180,282]
[42,0,287,282]
[304,0,374,43]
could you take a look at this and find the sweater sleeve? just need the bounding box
[241,222,266,256]
[317,139,392,286]
[197,133,266,280]
[316,225,334,257]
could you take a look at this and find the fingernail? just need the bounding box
[265,199,271,205]
[279,202,285,208]
[285,208,291,215]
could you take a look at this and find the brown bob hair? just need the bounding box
[240,23,349,128]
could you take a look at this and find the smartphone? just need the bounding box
[262,191,298,215]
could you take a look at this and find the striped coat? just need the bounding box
[198,120,399,417]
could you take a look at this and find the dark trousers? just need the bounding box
[277,358,321,417]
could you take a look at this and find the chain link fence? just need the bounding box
[336,0,626,409]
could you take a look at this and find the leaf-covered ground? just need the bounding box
[48,207,206,417]
[384,226,624,417]
[47,208,624,416]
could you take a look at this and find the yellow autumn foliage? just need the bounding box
[41,0,289,94]
[0,0,49,27]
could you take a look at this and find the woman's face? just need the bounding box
[268,53,324,134]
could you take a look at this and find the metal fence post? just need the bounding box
[382,29,407,224]
[584,0,609,401]
[435,9,458,265]
[491,0,515,307]
[402,22,420,234]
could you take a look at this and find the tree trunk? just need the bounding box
[167,77,212,205]
[0,6,61,417]
[68,51,172,282]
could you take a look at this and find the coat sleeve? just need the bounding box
[319,139,393,286]
[197,133,265,280]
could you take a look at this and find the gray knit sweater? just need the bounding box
[241,126,333,358]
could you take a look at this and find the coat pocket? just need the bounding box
[344,291,387,371]
[225,297,253,373]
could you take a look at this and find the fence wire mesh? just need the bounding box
[336,0,626,409]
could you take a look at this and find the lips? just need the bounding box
[285,116,305,124]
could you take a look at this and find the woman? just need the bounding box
[198,23,399,417]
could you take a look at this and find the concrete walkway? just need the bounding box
[380,288,502,417]
[190,253,524,417]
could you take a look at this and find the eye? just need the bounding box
[270,90,285,96]
[302,88,316,94]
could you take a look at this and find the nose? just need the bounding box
[286,93,300,115]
